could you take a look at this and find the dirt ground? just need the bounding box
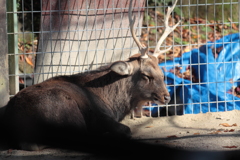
[122,110,240,151]
[1,110,240,159]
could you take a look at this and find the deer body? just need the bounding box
[3,0,180,151]
[4,54,170,150]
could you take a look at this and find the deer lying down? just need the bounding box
[3,0,180,151]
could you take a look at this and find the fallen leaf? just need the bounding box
[19,78,25,84]
[232,23,238,30]
[145,126,153,128]
[220,123,231,127]
[193,133,200,135]
[222,146,238,149]
[224,24,228,29]
[219,123,237,127]
[155,10,163,16]
[224,129,235,132]
[25,56,34,67]
[192,35,198,39]
[142,33,148,41]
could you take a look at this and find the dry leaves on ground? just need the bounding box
[219,123,237,127]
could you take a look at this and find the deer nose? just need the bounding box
[164,95,171,104]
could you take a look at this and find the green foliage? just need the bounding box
[174,36,189,45]
[149,20,156,26]
[173,7,183,17]
[151,28,157,34]
[200,34,207,40]
[199,25,212,33]
[18,32,34,43]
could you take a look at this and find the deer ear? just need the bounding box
[110,61,133,75]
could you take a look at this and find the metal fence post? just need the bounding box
[0,0,9,109]
[7,0,19,96]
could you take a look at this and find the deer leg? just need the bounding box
[89,113,131,139]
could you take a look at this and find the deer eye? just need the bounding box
[142,74,152,80]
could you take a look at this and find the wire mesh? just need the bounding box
[6,0,240,117]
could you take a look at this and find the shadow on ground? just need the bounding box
[1,137,240,160]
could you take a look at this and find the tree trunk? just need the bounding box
[35,0,145,83]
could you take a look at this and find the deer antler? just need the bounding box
[128,0,148,59]
[152,0,181,58]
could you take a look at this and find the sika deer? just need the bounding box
[3,0,180,150]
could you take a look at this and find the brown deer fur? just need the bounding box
[3,53,170,150]
[2,0,181,151]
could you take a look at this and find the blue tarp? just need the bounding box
[156,33,240,114]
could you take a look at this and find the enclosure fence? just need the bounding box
[4,0,240,117]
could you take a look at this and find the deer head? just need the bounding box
[109,0,180,105]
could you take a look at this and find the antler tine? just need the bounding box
[129,0,148,59]
[152,0,181,58]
